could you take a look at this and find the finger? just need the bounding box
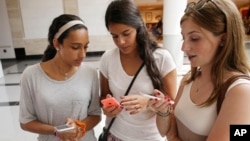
[105,107,122,117]
[147,98,155,106]
[106,94,112,98]
[121,101,138,107]
[152,89,165,98]
[102,105,117,113]
[124,103,140,111]
[121,97,139,105]
[154,98,167,107]
[121,95,138,101]
[120,98,136,103]
[129,105,142,114]
[156,101,169,112]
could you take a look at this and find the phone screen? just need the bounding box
[55,124,75,132]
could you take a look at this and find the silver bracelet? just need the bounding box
[157,107,171,117]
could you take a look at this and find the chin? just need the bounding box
[76,63,82,66]
[190,63,199,68]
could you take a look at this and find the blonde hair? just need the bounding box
[181,0,250,106]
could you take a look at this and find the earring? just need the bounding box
[56,48,59,51]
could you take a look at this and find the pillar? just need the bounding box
[163,0,187,72]
[0,60,3,78]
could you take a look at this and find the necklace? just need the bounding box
[52,59,70,80]
[195,77,209,94]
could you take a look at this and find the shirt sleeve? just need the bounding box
[99,49,113,78]
[154,48,176,77]
[19,66,37,124]
[87,67,102,115]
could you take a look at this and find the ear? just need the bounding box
[220,33,226,46]
[53,38,60,50]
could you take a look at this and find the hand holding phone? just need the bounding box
[101,97,120,108]
[55,124,75,133]
[140,92,175,104]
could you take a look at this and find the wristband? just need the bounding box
[54,127,60,140]
[74,120,86,137]
[157,107,171,117]
[54,126,57,136]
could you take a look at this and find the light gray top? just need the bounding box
[19,63,101,141]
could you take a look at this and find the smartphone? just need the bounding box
[101,97,120,108]
[140,92,174,104]
[55,124,75,133]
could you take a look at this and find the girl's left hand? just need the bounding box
[120,94,149,114]
[147,89,174,114]
[56,123,77,141]
[60,118,83,141]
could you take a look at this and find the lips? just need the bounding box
[187,54,196,61]
[119,46,129,52]
[75,59,83,64]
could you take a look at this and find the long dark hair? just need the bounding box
[42,14,87,62]
[105,0,164,92]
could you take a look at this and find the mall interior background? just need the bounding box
[1,0,250,140]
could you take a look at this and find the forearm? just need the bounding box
[20,120,55,135]
[156,113,171,136]
[82,115,101,131]
[167,136,182,141]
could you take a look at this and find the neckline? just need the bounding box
[39,63,81,82]
[118,50,134,77]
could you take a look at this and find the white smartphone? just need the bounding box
[55,124,75,133]
[140,92,174,104]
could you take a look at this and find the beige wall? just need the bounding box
[5,0,115,56]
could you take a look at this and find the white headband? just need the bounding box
[54,20,85,39]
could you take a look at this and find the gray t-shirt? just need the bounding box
[19,63,101,141]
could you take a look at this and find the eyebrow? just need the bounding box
[70,41,89,46]
[110,28,131,36]
[188,31,199,35]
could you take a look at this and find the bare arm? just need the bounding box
[162,69,177,100]
[100,72,111,101]
[20,120,55,135]
[155,73,189,139]
[207,83,250,141]
[82,115,101,131]
[99,72,123,117]
[150,69,177,136]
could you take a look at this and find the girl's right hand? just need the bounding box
[102,94,123,118]
[56,118,78,141]
[147,89,174,113]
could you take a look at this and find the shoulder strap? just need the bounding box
[217,74,250,113]
[124,62,145,96]
[105,62,145,133]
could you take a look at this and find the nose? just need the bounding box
[79,47,86,58]
[117,36,125,45]
[181,41,190,52]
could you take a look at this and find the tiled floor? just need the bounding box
[0,55,190,141]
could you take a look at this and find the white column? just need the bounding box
[0,60,3,78]
[163,0,187,72]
